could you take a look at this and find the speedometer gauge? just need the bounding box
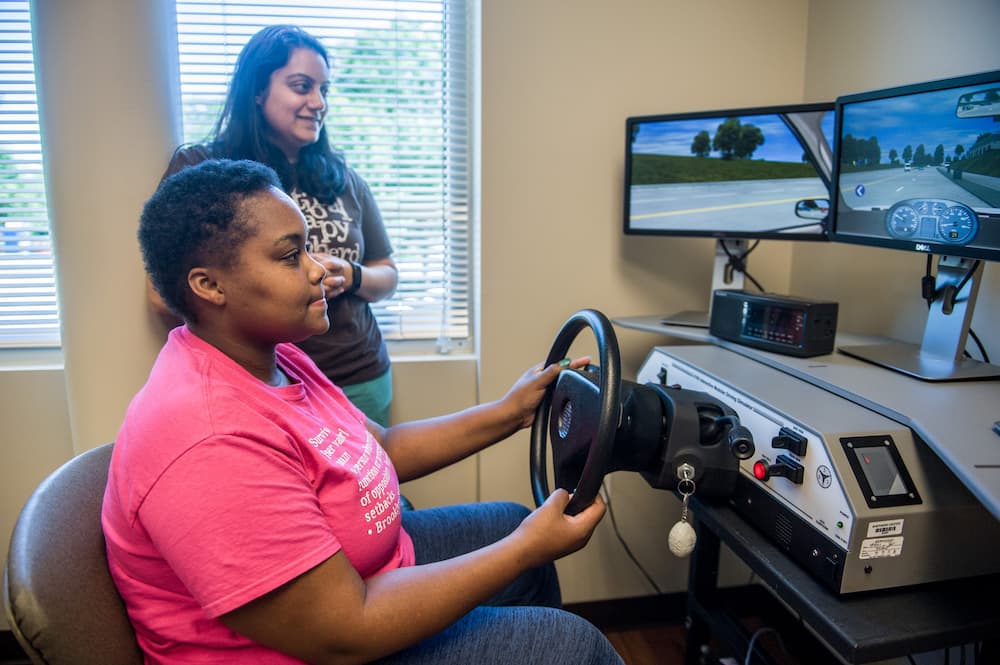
[938,206,978,244]
[886,205,919,237]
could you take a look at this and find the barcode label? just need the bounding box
[866,519,904,538]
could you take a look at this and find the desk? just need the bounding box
[684,498,1000,664]
[612,315,1000,663]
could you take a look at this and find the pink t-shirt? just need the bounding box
[102,326,414,663]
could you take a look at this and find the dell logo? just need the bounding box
[915,243,932,252]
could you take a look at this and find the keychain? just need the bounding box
[668,464,697,557]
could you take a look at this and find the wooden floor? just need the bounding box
[567,594,695,665]
[568,593,803,665]
[602,622,689,665]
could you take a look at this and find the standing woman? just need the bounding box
[150,24,396,425]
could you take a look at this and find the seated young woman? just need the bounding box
[101,158,623,665]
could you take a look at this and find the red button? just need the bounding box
[753,460,768,481]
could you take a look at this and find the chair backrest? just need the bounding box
[3,442,144,665]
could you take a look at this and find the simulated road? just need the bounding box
[628,177,827,233]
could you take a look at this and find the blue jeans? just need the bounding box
[371,502,624,665]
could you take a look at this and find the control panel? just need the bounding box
[638,345,1000,594]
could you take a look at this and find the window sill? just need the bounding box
[390,352,477,364]
[386,338,475,359]
[0,346,64,371]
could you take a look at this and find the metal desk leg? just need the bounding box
[684,515,721,665]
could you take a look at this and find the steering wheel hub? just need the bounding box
[557,400,573,439]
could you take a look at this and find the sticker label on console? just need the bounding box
[867,519,904,538]
[859,536,903,559]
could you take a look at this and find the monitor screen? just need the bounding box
[830,70,1000,261]
[623,103,835,240]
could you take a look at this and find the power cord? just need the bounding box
[721,239,765,292]
[600,482,664,595]
[743,626,789,665]
[968,328,991,363]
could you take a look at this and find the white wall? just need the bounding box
[3,0,1000,633]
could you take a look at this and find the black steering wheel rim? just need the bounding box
[530,309,621,515]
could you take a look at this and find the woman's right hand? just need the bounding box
[514,489,606,567]
[310,252,352,299]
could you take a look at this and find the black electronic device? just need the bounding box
[624,102,835,327]
[829,69,1000,380]
[708,289,838,357]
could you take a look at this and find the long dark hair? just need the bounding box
[210,24,346,202]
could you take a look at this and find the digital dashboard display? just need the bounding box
[831,70,1000,261]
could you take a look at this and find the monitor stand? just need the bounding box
[839,256,1000,381]
[662,238,747,328]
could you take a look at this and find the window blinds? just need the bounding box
[175,0,472,351]
[0,2,60,348]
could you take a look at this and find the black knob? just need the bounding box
[728,424,755,460]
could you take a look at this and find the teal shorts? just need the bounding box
[341,367,393,427]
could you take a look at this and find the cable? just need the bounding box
[954,259,981,293]
[743,625,789,665]
[967,328,991,363]
[921,254,936,305]
[919,256,990,363]
[721,239,765,292]
[600,482,663,595]
[922,257,980,309]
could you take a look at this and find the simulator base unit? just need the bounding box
[637,345,1000,594]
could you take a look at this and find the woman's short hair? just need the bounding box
[139,159,281,321]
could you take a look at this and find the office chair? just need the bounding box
[3,442,143,665]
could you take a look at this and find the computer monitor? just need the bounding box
[830,69,1000,381]
[624,103,835,327]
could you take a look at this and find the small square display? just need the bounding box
[849,444,906,496]
[841,435,922,508]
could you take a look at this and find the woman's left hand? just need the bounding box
[503,356,591,430]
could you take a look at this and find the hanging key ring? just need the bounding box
[669,475,698,557]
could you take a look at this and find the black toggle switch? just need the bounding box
[772,427,807,456]
[752,454,804,484]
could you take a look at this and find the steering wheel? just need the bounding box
[530,309,621,516]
